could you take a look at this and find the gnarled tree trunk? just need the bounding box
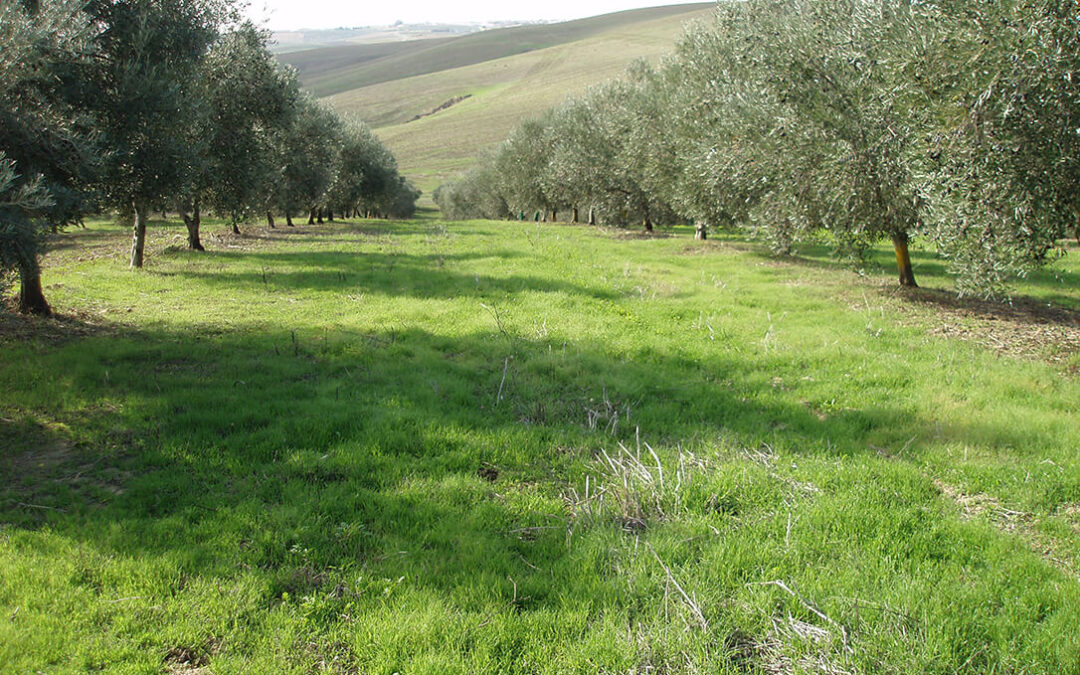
[17,261,50,316]
[892,231,917,287]
[327,208,334,223]
[231,220,241,235]
[267,212,275,228]
[180,201,204,251]
[695,223,708,240]
[308,209,316,225]
[571,207,579,224]
[130,200,148,268]
[286,212,294,227]
[588,207,596,226]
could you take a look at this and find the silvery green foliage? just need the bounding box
[197,23,300,227]
[915,0,1080,297]
[672,0,928,260]
[0,155,53,276]
[328,117,412,218]
[279,95,344,217]
[545,79,678,227]
[434,152,511,221]
[494,115,559,216]
[86,0,232,209]
[0,0,97,307]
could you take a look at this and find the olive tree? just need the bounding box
[494,116,559,221]
[434,152,512,221]
[328,119,412,220]
[279,96,342,225]
[180,23,299,245]
[0,0,97,314]
[917,0,1080,296]
[669,0,930,284]
[86,0,231,268]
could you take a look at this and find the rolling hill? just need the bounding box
[283,4,717,195]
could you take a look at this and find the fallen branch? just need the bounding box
[749,579,851,653]
[646,543,708,631]
[16,502,66,512]
[495,357,510,406]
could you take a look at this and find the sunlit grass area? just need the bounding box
[2,215,1078,672]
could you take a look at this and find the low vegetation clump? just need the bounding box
[2,214,1078,672]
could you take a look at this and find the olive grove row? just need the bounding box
[1,0,419,315]
[436,0,1079,294]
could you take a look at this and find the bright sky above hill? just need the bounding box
[247,0,701,30]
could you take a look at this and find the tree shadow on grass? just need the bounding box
[3,313,1076,669]
[3,318,1053,536]
[154,249,618,302]
[725,239,1080,329]
[898,287,1080,329]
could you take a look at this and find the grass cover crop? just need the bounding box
[2,215,1079,672]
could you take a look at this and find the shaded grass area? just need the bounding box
[1,216,1079,673]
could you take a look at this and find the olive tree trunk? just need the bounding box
[17,261,50,316]
[892,232,917,287]
[695,223,708,240]
[266,211,275,228]
[588,207,596,226]
[180,201,204,251]
[130,200,148,268]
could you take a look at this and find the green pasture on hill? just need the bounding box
[314,5,717,195]
[284,4,715,97]
[2,214,1079,672]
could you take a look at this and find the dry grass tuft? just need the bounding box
[566,431,708,530]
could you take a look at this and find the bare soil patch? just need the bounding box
[0,306,117,346]
[889,286,1080,369]
[935,480,1078,581]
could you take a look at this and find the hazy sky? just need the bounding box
[247,0,702,31]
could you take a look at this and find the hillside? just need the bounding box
[316,4,716,193]
[282,4,714,97]
[270,23,492,55]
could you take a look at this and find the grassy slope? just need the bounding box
[1,215,1078,673]
[282,4,714,97]
[329,7,715,194]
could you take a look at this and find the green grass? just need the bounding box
[2,214,1079,673]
